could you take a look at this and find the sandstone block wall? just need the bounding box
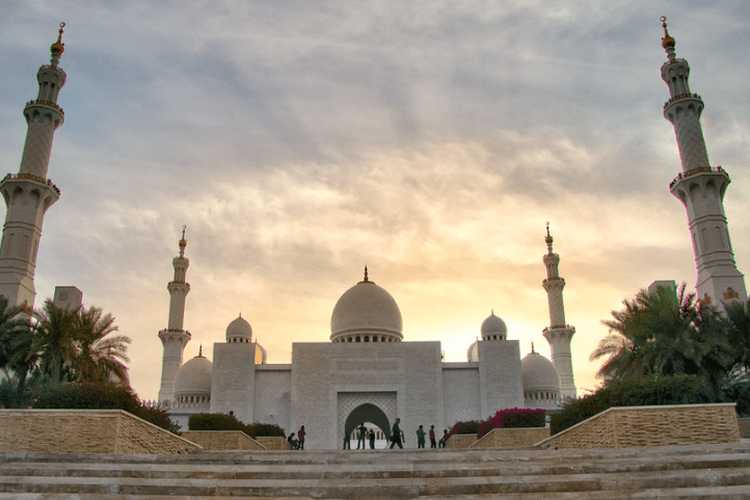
[445,434,477,449]
[255,436,293,450]
[539,403,740,450]
[0,409,201,455]
[181,431,266,450]
[470,427,550,449]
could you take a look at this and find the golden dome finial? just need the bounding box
[51,22,66,56]
[363,264,369,282]
[660,16,676,51]
[545,222,554,253]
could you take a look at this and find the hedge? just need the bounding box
[477,408,545,439]
[188,413,286,438]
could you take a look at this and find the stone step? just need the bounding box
[1,443,749,498]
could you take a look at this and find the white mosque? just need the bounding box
[1,20,747,450]
[155,225,574,449]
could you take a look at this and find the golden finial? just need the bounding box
[531,341,535,354]
[198,344,203,357]
[660,16,676,51]
[363,265,369,282]
[51,22,66,56]
[545,222,554,252]
[178,225,187,256]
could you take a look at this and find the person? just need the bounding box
[297,425,306,450]
[343,431,351,449]
[439,429,448,448]
[429,425,437,448]
[368,429,375,449]
[389,418,403,449]
[357,422,367,449]
[287,432,298,450]
[416,424,426,448]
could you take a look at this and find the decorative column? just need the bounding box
[660,17,747,306]
[157,227,191,406]
[0,23,67,311]
[542,224,576,399]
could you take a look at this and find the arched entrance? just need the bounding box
[344,403,391,444]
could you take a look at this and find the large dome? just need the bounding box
[521,350,560,393]
[226,315,252,343]
[481,311,507,340]
[330,271,403,343]
[174,353,213,398]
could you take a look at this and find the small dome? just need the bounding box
[330,272,403,342]
[174,354,213,397]
[522,351,561,393]
[481,312,507,340]
[226,315,252,343]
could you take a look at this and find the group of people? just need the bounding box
[342,422,377,449]
[286,425,306,450]
[390,420,449,449]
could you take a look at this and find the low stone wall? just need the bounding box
[0,409,201,455]
[470,427,550,449]
[256,436,293,450]
[538,403,740,450]
[445,434,477,449]
[738,418,750,439]
[181,431,266,450]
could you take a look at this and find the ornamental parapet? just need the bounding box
[543,325,576,333]
[669,166,729,190]
[158,328,191,337]
[26,99,64,114]
[663,93,702,109]
[1,173,60,195]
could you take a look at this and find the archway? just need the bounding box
[344,403,391,443]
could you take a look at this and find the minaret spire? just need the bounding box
[660,17,747,306]
[542,224,576,399]
[0,23,67,310]
[157,227,192,406]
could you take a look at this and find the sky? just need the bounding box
[1,1,749,403]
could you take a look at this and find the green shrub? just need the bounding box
[252,421,285,437]
[29,382,180,433]
[188,412,256,438]
[477,408,546,439]
[551,374,713,435]
[444,420,484,441]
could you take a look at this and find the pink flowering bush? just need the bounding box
[477,408,546,439]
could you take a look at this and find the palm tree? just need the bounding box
[32,299,79,386]
[72,305,130,386]
[0,296,36,407]
[591,283,731,394]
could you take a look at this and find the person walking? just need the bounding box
[429,425,437,448]
[416,425,426,448]
[297,425,306,450]
[389,418,403,449]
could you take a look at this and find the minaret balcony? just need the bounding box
[1,173,60,195]
[26,99,64,113]
[663,93,702,109]
[543,325,575,333]
[669,166,729,190]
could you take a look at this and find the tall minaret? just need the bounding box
[542,224,576,399]
[660,17,747,307]
[157,227,191,406]
[0,23,67,311]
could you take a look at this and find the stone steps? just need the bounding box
[1,442,749,498]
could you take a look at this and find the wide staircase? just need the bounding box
[1,441,750,499]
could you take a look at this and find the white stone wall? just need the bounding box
[211,342,256,424]
[291,341,445,449]
[442,363,481,426]
[478,340,524,416]
[254,365,292,434]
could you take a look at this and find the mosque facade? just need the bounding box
[159,231,571,449]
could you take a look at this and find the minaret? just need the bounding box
[542,224,576,399]
[0,23,67,311]
[157,227,191,406]
[660,17,747,307]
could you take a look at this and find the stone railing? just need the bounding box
[470,427,550,449]
[0,409,201,455]
[537,403,739,450]
[445,434,478,449]
[181,431,266,451]
[255,436,293,450]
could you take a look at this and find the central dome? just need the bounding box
[330,269,403,343]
